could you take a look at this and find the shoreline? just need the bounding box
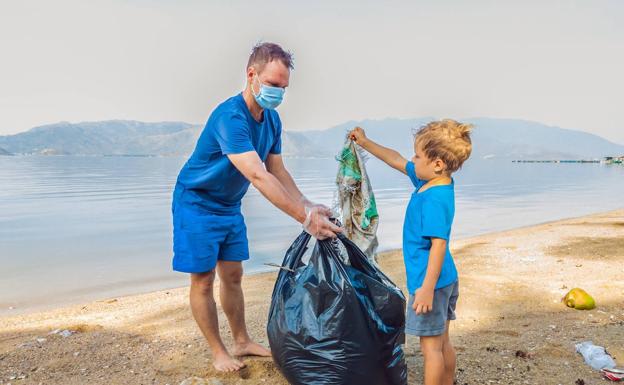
[1,208,623,384]
[4,208,623,319]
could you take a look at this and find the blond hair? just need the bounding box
[414,119,473,173]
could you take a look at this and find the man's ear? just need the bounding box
[246,66,256,84]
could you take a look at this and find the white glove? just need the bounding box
[301,197,341,240]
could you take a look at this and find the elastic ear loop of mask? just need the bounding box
[251,73,262,97]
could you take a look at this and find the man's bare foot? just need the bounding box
[213,351,246,372]
[231,341,272,357]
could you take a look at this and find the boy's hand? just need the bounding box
[348,126,368,144]
[413,287,434,315]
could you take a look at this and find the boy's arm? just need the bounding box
[349,127,408,175]
[413,238,447,314]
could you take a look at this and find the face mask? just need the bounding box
[251,74,285,110]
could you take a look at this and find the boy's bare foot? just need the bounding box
[213,351,246,372]
[231,341,272,357]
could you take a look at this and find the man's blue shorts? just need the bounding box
[172,204,249,273]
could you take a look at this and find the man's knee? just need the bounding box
[190,270,216,294]
[218,262,243,286]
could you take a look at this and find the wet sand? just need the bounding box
[1,209,623,385]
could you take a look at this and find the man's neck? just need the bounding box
[242,88,264,122]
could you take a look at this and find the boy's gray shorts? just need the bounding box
[406,281,459,337]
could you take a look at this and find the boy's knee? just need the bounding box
[420,335,444,356]
[421,346,444,358]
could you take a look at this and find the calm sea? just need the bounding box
[1,155,622,314]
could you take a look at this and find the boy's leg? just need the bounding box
[420,334,446,385]
[190,271,245,372]
[216,261,271,357]
[442,321,456,385]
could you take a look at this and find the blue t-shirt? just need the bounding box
[173,93,282,215]
[402,161,458,294]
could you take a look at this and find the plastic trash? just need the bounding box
[335,138,379,263]
[267,231,407,385]
[575,341,617,370]
[603,367,624,381]
[563,288,596,310]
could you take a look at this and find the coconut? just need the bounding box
[563,288,596,310]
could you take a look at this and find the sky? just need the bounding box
[1,0,623,143]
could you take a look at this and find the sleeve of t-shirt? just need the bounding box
[269,113,282,155]
[421,197,452,240]
[405,161,426,189]
[213,112,255,155]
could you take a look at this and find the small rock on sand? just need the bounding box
[179,377,208,385]
[178,377,223,385]
[48,329,75,338]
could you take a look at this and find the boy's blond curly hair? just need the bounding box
[414,119,473,173]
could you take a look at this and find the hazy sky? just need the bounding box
[1,0,623,143]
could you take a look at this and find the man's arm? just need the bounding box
[227,151,340,239]
[413,238,446,314]
[349,127,408,174]
[265,153,304,202]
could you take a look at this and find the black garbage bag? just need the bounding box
[267,231,407,385]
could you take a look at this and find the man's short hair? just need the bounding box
[247,42,294,73]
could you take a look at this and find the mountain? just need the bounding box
[280,130,321,158]
[306,117,624,160]
[1,118,622,159]
[0,120,334,158]
[467,118,624,160]
[0,121,200,156]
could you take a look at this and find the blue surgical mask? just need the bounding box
[252,75,285,110]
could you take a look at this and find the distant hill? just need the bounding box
[467,118,624,160]
[0,121,199,156]
[1,118,622,160]
[308,117,624,160]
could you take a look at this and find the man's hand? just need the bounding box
[413,286,434,315]
[348,126,368,145]
[303,205,342,240]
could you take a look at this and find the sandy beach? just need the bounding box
[1,209,623,385]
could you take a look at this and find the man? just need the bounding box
[172,42,341,372]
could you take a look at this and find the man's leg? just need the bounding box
[441,321,456,385]
[420,334,445,385]
[190,270,245,372]
[216,261,271,357]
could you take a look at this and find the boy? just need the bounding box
[349,120,472,385]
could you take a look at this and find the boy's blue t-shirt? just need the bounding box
[403,161,458,294]
[173,93,282,215]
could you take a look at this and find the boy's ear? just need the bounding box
[433,158,446,173]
